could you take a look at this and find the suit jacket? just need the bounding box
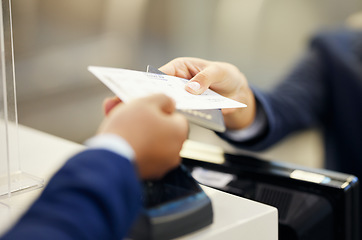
[222,29,362,179]
[1,149,142,240]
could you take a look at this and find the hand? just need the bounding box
[160,57,256,130]
[98,94,188,180]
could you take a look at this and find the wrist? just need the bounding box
[223,86,256,130]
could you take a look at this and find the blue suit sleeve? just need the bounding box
[219,36,328,151]
[1,149,142,240]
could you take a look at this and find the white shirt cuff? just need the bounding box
[84,134,135,162]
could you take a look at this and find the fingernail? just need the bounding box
[187,81,201,92]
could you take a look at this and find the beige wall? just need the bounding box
[12,0,362,168]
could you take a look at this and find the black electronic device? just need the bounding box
[182,152,360,240]
[127,165,213,240]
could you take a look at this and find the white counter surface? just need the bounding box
[0,125,278,239]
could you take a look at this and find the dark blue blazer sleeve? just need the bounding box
[219,44,328,151]
[219,29,362,158]
[1,149,142,240]
[249,46,328,150]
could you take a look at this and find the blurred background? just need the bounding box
[12,0,362,167]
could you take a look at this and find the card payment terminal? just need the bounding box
[127,165,213,240]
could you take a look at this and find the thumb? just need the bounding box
[103,96,122,116]
[185,66,221,95]
[147,94,176,114]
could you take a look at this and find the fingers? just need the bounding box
[171,111,189,140]
[103,97,122,116]
[159,58,190,79]
[144,94,176,115]
[159,58,211,94]
[159,57,208,79]
[159,57,258,131]
[143,94,188,141]
[159,61,176,76]
[185,65,222,95]
[159,57,228,95]
[99,93,189,180]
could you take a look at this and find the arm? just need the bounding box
[160,48,327,150]
[1,150,142,240]
[218,46,327,150]
[1,94,188,240]
[244,46,327,150]
[159,58,257,130]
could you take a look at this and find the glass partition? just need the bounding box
[0,0,43,199]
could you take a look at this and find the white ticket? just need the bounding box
[88,66,247,110]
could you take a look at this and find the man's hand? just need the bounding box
[98,94,188,180]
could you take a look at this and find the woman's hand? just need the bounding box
[160,57,256,130]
